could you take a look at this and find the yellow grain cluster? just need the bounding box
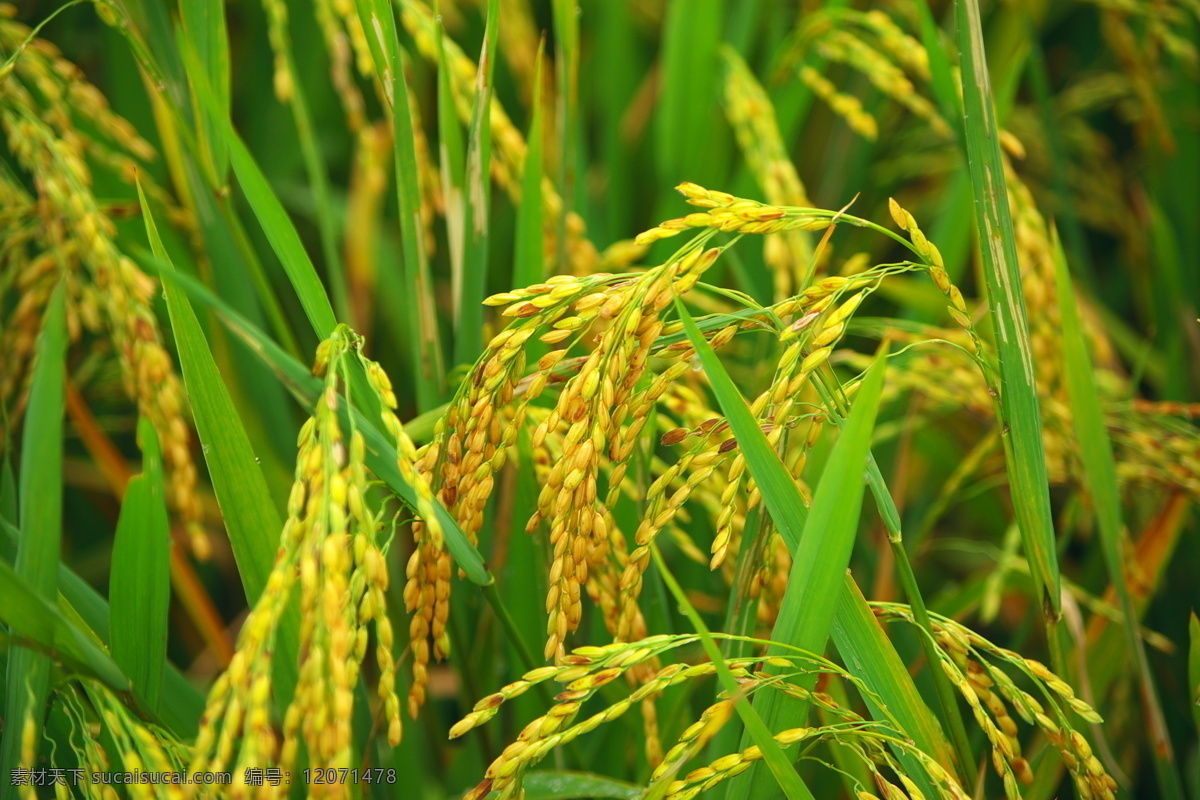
[96,691,189,800]
[814,30,950,138]
[658,728,810,800]
[188,328,402,798]
[751,532,796,629]
[1005,160,1081,483]
[636,183,831,246]
[1005,162,1200,497]
[648,699,735,788]
[405,271,633,713]
[529,247,720,660]
[799,65,879,139]
[656,383,741,515]
[877,184,1200,501]
[635,651,972,800]
[876,604,1116,800]
[1092,0,1197,151]
[1112,419,1200,496]
[15,687,37,800]
[431,251,734,765]
[495,0,542,105]
[887,198,987,364]
[364,353,444,728]
[452,638,755,800]
[777,8,949,141]
[260,0,294,102]
[437,179,1175,799]
[701,277,869,579]
[843,328,991,418]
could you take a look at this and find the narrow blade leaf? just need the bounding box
[673,298,806,551]
[513,40,546,289]
[1053,230,1181,795]
[734,349,887,800]
[109,419,172,712]
[677,298,888,799]
[0,559,128,691]
[178,0,230,179]
[651,546,816,800]
[522,771,641,800]
[953,0,1061,622]
[180,40,338,339]
[831,576,956,785]
[1,282,68,780]
[139,183,301,701]
[455,0,502,366]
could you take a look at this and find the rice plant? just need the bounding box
[1,0,1197,799]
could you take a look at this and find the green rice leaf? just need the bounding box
[392,48,447,409]
[14,282,66,590]
[593,0,638,241]
[180,40,338,340]
[262,0,351,326]
[522,771,641,800]
[1053,229,1182,796]
[513,39,546,289]
[1189,612,1200,735]
[733,349,887,799]
[139,182,301,702]
[0,560,128,692]
[1,516,203,738]
[676,298,887,799]
[178,0,230,179]
[551,0,578,274]
[912,0,961,140]
[399,53,449,405]
[455,0,502,366]
[810,366,974,779]
[353,0,446,409]
[139,183,282,605]
[0,454,14,524]
[108,419,171,713]
[953,0,1061,625]
[1,282,73,776]
[658,0,725,183]
[831,575,956,788]
[436,9,467,329]
[501,430,548,683]
[672,297,806,552]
